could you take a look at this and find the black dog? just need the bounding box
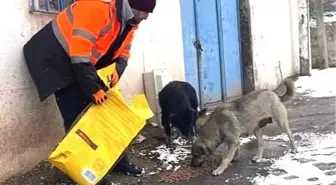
[158,81,205,146]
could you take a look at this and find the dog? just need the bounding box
[190,78,298,176]
[158,81,205,146]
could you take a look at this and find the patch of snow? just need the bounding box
[150,122,159,127]
[139,150,147,156]
[148,171,159,176]
[240,136,254,145]
[263,134,291,141]
[135,134,146,144]
[173,165,181,171]
[295,68,336,97]
[148,137,191,170]
[110,182,121,185]
[173,137,190,145]
[147,132,301,172]
[252,132,336,185]
[238,133,295,146]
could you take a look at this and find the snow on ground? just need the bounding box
[147,137,191,172]
[252,132,336,185]
[295,68,336,97]
[239,133,296,146]
[146,136,260,172]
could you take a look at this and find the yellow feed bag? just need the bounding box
[48,65,154,185]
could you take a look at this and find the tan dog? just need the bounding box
[190,78,298,176]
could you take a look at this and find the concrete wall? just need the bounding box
[118,0,185,101]
[249,0,300,89]
[0,0,184,182]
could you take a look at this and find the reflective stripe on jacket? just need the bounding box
[52,0,137,65]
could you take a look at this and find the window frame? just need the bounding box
[29,0,75,14]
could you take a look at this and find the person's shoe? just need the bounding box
[112,155,145,177]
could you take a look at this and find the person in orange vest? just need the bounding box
[23,0,156,184]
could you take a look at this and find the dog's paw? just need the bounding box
[231,158,239,163]
[251,156,262,163]
[231,155,239,163]
[212,167,226,176]
[165,142,174,148]
[165,138,174,148]
[290,148,298,154]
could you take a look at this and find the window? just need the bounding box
[30,0,74,14]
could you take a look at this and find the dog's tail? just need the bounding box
[273,78,296,104]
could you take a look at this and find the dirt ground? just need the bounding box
[2,92,335,185]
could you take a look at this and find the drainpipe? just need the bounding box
[299,0,312,76]
[314,0,329,69]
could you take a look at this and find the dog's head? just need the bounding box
[196,108,208,118]
[170,111,192,137]
[190,137,214,167]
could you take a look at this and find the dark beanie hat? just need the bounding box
[128,0,156,13]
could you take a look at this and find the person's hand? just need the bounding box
[92,89,107,104]
[108,72,119,88]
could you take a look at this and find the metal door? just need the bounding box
[180,0,243,108]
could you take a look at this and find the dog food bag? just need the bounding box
[48,86,154,185]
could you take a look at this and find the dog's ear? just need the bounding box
[198,108,208,117]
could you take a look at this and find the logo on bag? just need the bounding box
[75,129,98,150]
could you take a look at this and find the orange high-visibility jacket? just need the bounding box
[52,0,137,96]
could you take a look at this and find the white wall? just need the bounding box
[0,0,185,182]
[249,0,300,89]
[118,0,185,101]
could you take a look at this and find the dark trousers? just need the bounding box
[54,83,129,183]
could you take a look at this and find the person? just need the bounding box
[23,0,156,184]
